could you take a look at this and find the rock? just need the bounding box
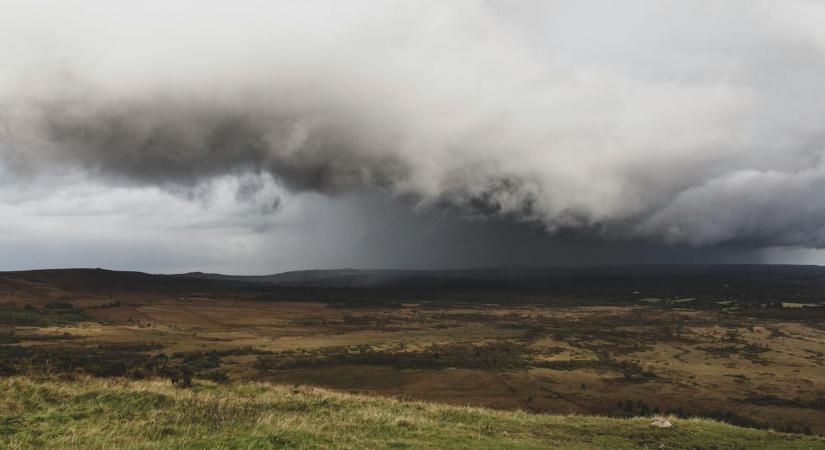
[650,418,673,428]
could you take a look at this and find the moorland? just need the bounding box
[2,265,825,447]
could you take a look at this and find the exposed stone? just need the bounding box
[650,418,673,428]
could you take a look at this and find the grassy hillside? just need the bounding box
[1,377,823,449]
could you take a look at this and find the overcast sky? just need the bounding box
[2,0,825,273]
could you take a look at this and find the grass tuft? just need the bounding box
[1,376,824,449]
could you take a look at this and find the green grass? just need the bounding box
[0,302,88,326]
[1,377,823,449]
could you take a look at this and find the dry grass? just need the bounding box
[5,299,825,434]
[2,376,824,449]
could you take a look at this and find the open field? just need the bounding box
[2,267,825,439]
[3,376,824,449]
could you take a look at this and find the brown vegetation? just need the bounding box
[2,268,825,436]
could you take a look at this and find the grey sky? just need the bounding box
[1,1,825,272]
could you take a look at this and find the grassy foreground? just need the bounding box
[1,377,823,450]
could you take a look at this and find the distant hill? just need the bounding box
[175,264,825,289]
[177,268,411,287]
[173,265,825,305]
[4,265,825,306]
[0,268,250,306]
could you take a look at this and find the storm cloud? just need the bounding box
[3,0,825,250]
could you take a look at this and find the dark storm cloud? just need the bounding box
[7,93,409,194]
[3,0,825,250]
